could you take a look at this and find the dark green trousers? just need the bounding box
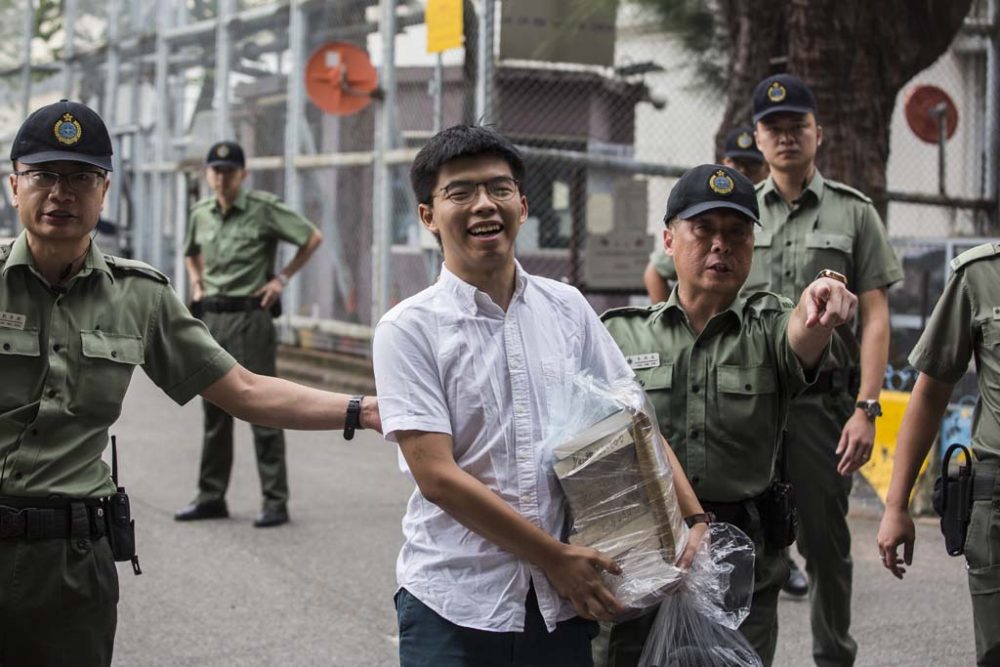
[785,391,857,667]
[0,535,118,666]
[966,474,1000,666]
[196,308,288,509]
[593,522,788,666]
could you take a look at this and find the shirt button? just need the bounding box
[691,385,700,393]
[690,429,699,439]
[111,350,118,358]
[784,270,792,277]
[2,343,9,351]
[785,240,792,246]
[53,344,61,353]
[13,472,22,480]
[46,389,57,398]
[745,384,752,391]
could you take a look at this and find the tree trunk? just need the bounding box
[713,0,973,218]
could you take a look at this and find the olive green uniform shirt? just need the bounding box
[0,233,237,499]
[908,242,1000,462]
[750,170,903,369]
[184,188,317,297]
[602,289,814,502]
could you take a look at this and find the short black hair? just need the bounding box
[410,125,525,205]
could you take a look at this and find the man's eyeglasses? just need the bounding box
[14,169,107,192]
[435,176,520,205]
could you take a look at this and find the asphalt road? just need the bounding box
[111,371,977,666]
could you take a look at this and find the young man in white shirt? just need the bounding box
[373,126,708,666]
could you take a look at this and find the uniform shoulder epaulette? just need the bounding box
[247,190,281,205]
[950,242,1000,272]
[824,179,873,204]
[104,255,169,284]
[600,304,662,323]
[191,196,215,211]
[745,290,794,316]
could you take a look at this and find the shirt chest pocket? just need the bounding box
[0,328,41,406]
[803,231,853,279]
[75,331,145,417]
[983,320,1000,347]
[715,364,778,443]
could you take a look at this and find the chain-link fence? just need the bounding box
[0,0,995,355]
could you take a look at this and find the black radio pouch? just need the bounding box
[759,436,799,548]
[932,443,974,557]
[105,436,142,575]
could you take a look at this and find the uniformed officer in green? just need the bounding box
[643,126,769,304]
[877,241,1000,666]
[750,73,903,666]
[0,100,377,666]
[597,163,857,666]
[176,141,323,528]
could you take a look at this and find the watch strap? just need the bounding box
[344,395,364,441]
[684,512,713,528]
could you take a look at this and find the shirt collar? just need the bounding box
[761,168,825,206]
[655,283,746,329]
[2,231,112,282]
[438,260,528,314]
[212,188,248,215]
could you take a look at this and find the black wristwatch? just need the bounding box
[344,395,364,441]
[856,399,882,420]
[684,512,713,528]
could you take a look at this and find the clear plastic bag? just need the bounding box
[637,522,760,667]
[542,373,688,616]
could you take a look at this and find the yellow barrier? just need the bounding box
[860,390,926,503]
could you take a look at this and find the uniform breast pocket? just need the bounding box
[747,233,773,292]
[0,328,41,406]
[715,365,777,443]
[803,231,853,279]
[74,331,145,417]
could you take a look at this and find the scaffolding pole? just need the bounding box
[20,0,33,119]
[986,0,1000,228]
[372,0,398,323]
[63,0,78,99]
[214,0,235,140]
[283,0,306,318]
[475,0,494,124]
[150,1,171,269]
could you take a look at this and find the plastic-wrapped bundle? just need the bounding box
[543,374,688,615]
[638,523,760,667]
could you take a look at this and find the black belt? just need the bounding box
[701,495,764,532]
[0,498,106,540]
[973,472,998,501]
[802,367,861,396]
[200,296,263,313]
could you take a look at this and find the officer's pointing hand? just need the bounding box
[803,277,857,329]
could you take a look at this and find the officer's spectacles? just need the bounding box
[14,169,107,192]
[435,177,520,205]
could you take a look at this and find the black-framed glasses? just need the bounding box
[435,176,520,205]
[14,169,107,192]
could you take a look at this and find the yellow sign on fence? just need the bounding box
[860,390,928,502]
[427,0,464,53]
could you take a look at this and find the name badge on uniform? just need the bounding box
[626,353,660,370]
[0,312,26,330]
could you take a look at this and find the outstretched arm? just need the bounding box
[876,372,953,579]
[200,363,380,432]
[787,276,858,370]
[396,429,625,621]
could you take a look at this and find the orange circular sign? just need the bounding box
[305,42,379,116]
[904,85,959,144]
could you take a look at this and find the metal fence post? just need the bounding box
[371,0,397,324]
[475,0,494,124]
[284,0,306,319]
[214,0,235,141]
[20,0,33,119]
[986,0,1000,229]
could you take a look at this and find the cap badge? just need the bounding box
[53,113,82,146]
[767,81,787,104]
[736,132,754,149]
[216,144,230,158]
[708,169,735,195]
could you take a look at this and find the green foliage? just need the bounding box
[631,0,729,93]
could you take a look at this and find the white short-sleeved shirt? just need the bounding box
[373,262,634,632]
